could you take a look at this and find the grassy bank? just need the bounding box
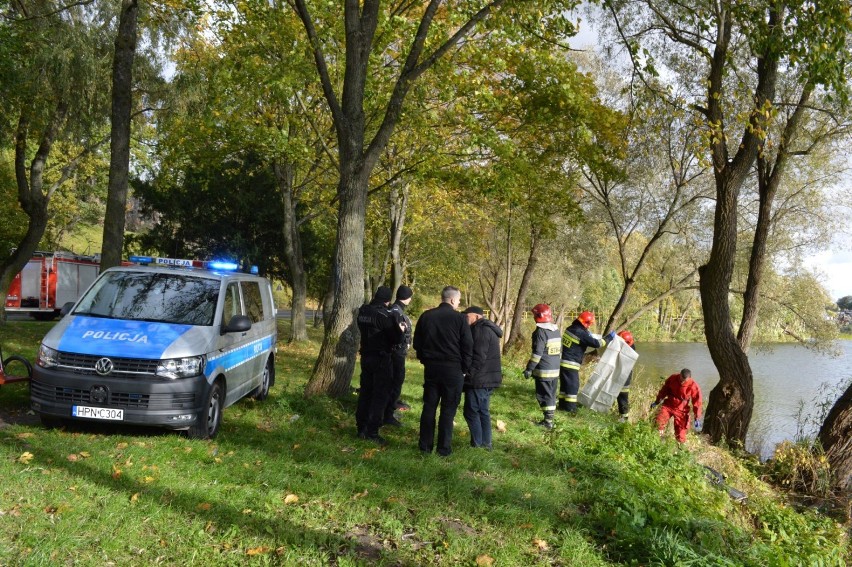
[0,321,848,565]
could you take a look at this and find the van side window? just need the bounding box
[223,282,242,322]
[242,281,265,323]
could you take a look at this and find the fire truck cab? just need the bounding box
[5,251,101,321]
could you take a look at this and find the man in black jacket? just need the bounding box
[462,306,503,450]
[413,286,473,456]
[384,285,414,426]
[355,286,405,445]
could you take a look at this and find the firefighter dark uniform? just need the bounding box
[384,286,413,425]
[616,330,635,421]
[559,313,609,413]
[355,287,404,444]
[524,322,562,429]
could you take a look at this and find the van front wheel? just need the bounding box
[251,357,274,401]
[188,381,223,439]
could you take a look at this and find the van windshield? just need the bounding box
[73,272,219,326]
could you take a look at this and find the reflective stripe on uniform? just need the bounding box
[565,395,577,402]
[562,331,579,347]
[529,354,542,364]
[560,360,580,369]
[543,404,556,411]
[534,369,560,378]
[621,387,630,393]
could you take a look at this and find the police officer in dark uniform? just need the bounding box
[384,285,414,426]
[413,285,473,456]
[356,286,405,445]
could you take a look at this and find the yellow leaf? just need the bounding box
[476,554,495,566]
[15,433,34,439]
[67,454,78,462]
[116,442,128,449]
[496,420,507,433]
[143,476,155,484]
[283,494,299,505]
[130,493,140,503]
[17,452,34,464]
[352,490,369,500]
[246,546,269,556]
[79,451,91,458]
[112,466,122,479]
[533,538,549,551]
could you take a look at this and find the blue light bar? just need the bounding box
[207,261,239,271]
[128,255,154,264]
[250,266,259,275]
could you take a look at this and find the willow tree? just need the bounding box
[0,1,112,322]
[288,0,581,397]
[602,0,852,445]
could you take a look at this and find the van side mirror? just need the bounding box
[60,302,75,316]
[222,314,251,334]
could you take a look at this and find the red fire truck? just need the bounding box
[4,251,101,320]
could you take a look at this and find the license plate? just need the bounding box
[72,406,124,421]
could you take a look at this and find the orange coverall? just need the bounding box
[654,373,702,443]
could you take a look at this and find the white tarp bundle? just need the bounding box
[578,335,639,413]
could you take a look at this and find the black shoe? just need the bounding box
[557,401,570,412]
[535,419,554,430]
[363,434,388,446]
[395,400,411,411]
[383,417,403,427]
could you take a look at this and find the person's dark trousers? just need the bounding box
[617,391,629,416]
[355,352,393,437]
[558,367,580,412]
[419,363,464,456]
[384,351,407,421]
[463,387,494,449]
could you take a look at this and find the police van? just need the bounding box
[30,256,278,439]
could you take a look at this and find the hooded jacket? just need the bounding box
[465,318,503,389]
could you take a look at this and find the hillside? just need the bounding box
[0,321,848,565]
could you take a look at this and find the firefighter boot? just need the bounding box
[536,410,554,430]
[557,399,570,412]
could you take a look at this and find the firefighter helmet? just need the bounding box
[617,330,634,346]
[578,311,595,328]
[531,304,553,323]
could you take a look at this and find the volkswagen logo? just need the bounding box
[94,357,114,376]
[90,385,108,404]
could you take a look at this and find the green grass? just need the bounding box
[0,321,848,565]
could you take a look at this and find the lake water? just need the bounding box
[630,340,852,459]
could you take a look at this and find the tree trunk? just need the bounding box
[0,107,66,323]
[305,170,367,398]
[818,381,852,495]
[388,182,409,293]
[605,278,635,335]
[273,160,308,342]
[699,172,756,445]
[504,225,540,351]
[100,0,138,270]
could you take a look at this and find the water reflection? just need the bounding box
[631,341,852,458]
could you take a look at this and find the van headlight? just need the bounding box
[38,344,59,368]
[156,356,205,379]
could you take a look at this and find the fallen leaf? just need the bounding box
[352,490,369,500]
[66,454,78,462]
[116,442,128,450]
[533,538,549,551]
[362,448,378,459]
[130,493,140,503]
[242,509,252,515]
[246,546,270,556]
[112,466,122,479]
[143,476,155,484]
[79,451,91,458]
[476,554,495,566]
[196,502,212,511]
[17,452,34,464]
[283,494,299,505]
[496,420,507,433]
[292,443,301,450]
[15,433,34,439]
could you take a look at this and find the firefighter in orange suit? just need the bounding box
[651,368,703,443]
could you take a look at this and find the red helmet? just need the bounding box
[531,304,553,323]
[578,311,595,328]
[617,330,634,346]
